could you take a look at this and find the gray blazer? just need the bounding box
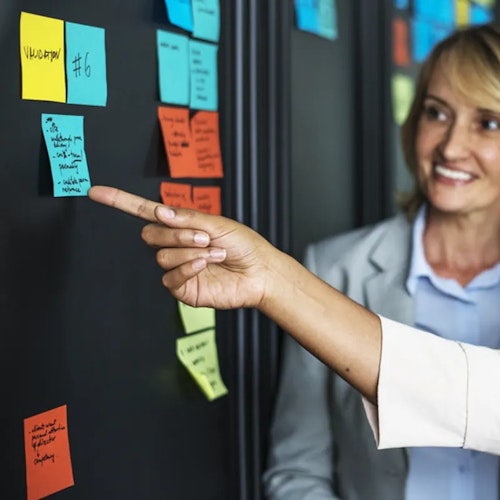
[263,214,414,500]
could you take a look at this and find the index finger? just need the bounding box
[88,185,162,223]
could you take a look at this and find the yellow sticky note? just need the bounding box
[20,12,66,102]
[391,73,415,125]
[178,301,215,334]
[176,329,228,401]
[455,0,470,26]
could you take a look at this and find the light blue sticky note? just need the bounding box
[189,40,218,111]
[413,0,454,26]
[294,0,319,34]
[318,0,337,40]
[41,114,91,197]
[470,5,494,24]
[164,0,193,31]
[192,0,220,42]
[394,0,409,8]
[65,22,107,107]
[157,30,189,105]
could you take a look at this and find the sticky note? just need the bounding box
[160,181,193,208]
[178,301,215,334]
[66,22,107,106]
[24,405,74,500]
[177,329,228,401]
[192,0,220,42]
[318,0,337,40]
[395,0,409,8]
[413,0,455,25]
[455,0,470,26]
[158,106,198,177]
[20,12,66,103]
[191,111,223,178]
[157,31,189,105]
[393,18,410,66]
[391,73,415,125]
[470,4,494,23]
[294,0,319,33]
[189,40,218,111]
[164,0,193,31]
[42,114,91,197]
[193,186,221,215]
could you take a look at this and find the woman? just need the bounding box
[87,26,500,461]
[264,24,500,500]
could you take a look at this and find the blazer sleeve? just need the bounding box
[363,315,500,455]
[262,244,339,500]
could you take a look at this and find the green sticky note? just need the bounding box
[176,329,228,401]
[178,301,215,334]
[391,73,415,125]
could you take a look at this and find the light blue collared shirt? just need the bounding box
[405,204,500,500]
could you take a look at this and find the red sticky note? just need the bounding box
[158,106,198,178]
[193,186,221,215]
[191,111,224,178]
[393,18,410,66]
[24,405,74,500]
[160,181,193,208]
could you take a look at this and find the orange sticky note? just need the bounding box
[160,181,193,208]
[24,405,74,500]
[158,106,198,178]
[193,186,221,215]
[191,111,224,178]
[392,18,410,66]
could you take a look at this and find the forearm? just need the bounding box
[260,250,381,403]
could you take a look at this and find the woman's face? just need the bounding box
[415,64,500,218]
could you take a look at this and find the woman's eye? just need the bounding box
[423,105,446,121]
[481,118,500,131]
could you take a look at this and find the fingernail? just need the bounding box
[209,248,226,260]
[194,232,210,245]
[192,258,207,271]
[157,206,175,219]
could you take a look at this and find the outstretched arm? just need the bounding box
[88,185,382,402]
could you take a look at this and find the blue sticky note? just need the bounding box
[470,5,494,24]
[164,0,193,31]
[65,22,107,107]
[157,30,190,105]
[394,0,409,8]
[294,0,319,33]
[41,114,91,197]
[413,0,454,26]
[189,40,218,111]
[192,0,220,42]
[318,0,337,40]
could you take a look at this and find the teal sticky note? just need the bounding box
[157,30,189,105]
[189,40,218,111]
[65,22,107,107]
[318,0,337,40]
[164,0,193,31]
[41,114,91,197]
[294,0,319,33]
[471,4,493,24]
[192,0,220,42]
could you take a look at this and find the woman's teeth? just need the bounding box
[435,165,473,181]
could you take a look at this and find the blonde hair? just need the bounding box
[397,24,500,219]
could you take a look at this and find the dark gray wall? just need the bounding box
[290,0,356,260]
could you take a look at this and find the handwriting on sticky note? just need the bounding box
[191,111,223,178]
[178,301,215,334]
[193,186,221,215]
[177,329,228,401]
[192,0,220,42]
[20,12,66,102]
[158,106,198,177]
[66,22,107,106]
[24,405,74,500]
[160,182,193,208]
[41,113,92,197]
[189,40,218,111]
[157,30,189,105]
